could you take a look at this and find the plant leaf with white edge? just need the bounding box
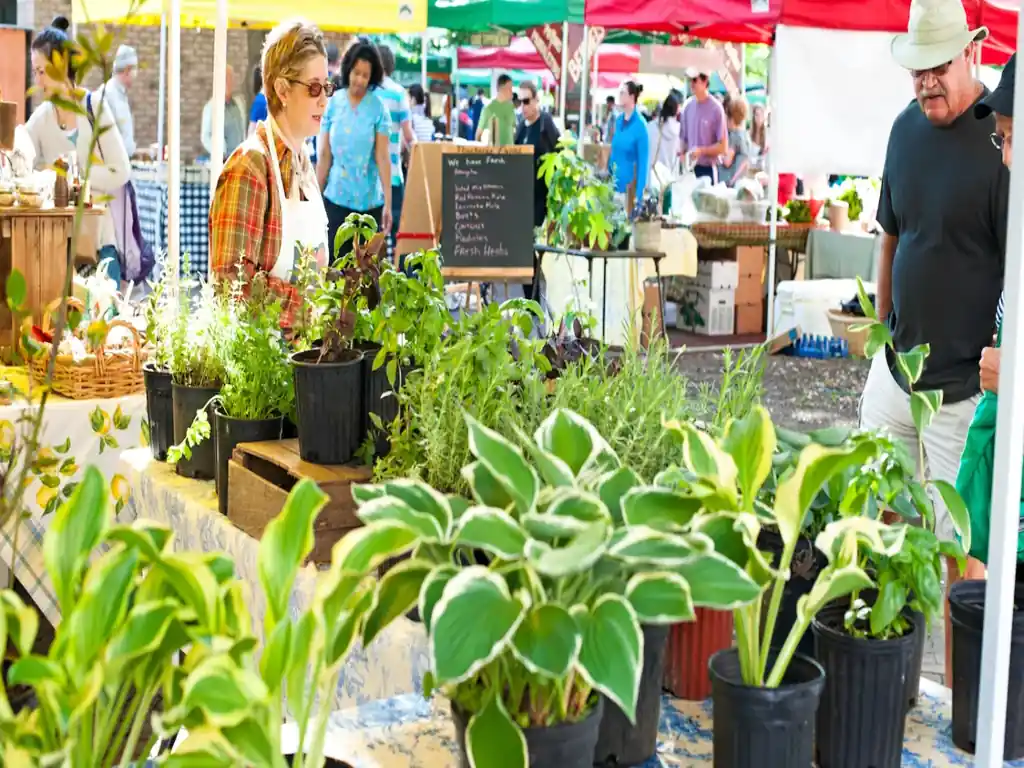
[328,584,373,667]
[523,441,575,488]
[621,487,703,532]
[430,567,523,685]
[911,389,943,435]
[626,571,695,624]
[534,408,597,476]
[380,479,454,540]
[419,566,458,633]
[674,551,763,608]
[511,603,581,678]
[815,517,906,564]
[520,512,590,541]
[598,466,642,524]
[362,559,433,648]
[896,344,929,387]
[463,461,514,510]
[798,563,874,623]
[351,484,385,506]
[332,523,418,575]
[864,322,893,360]
[933,479,971,554]
[525,520,611,578]
[665,418,739,492]
[466,694,527,768]
[466,415,539,518]
[573,594,643,723]
[721,407,776,509]
[609,527,701,567]
[773,442,875,550]
[547,490,612,525]
[355,496,444,542]
[455,507,528,559]
[856,277,878,321]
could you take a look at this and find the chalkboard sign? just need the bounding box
[441,146,535,274]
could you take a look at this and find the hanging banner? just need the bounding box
[527,24,606,121]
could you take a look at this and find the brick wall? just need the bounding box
[28,0,348,160]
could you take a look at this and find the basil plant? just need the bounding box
[654,406,910,689]
[348,409,760,768]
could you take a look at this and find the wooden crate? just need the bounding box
[227,439,372,564]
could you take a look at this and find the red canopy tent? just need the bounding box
[584,0,1015,64]
[456,37,642,72]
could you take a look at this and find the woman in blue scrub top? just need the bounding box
[608,80,649,203]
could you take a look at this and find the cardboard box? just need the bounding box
[736,245,765,277]
[734,272,764,306]
[677,285,735,336]
[736,301,765,335]
[693,258,739,290]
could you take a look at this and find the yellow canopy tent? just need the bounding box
[70,0,428,33]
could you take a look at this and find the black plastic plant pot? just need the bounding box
[758,528,827,657]
[171,382,220,480]
[452,698,604,768]
[214,410,283,516]
[594,624,669,766]
[143,363,173,461]
[949,580,1024,759]
[905,608,926,712]
[709,648,825,768]
[812,599,918,768]
[291,348,364,465]
[358,343,406,459]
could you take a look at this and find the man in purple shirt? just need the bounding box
[680,67,728,182]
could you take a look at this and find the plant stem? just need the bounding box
[758,560,792,682]
[304,671,341,768]
[766,616,809,689]
[117,684,158,768]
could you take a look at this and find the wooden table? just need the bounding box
[0,205,103,344]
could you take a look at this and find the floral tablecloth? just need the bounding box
[0,367,145,627]
[117,449,430,709]
[310,679,1016,767]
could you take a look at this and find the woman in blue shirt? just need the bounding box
[248,64,268,136]
[609,81,649,201]
[316,39,392,256]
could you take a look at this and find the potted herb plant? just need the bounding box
[352,408,759,768]
[141,272,174,461]
[167,273,224,479]
[293,212,384,465]
[653,407,909,768]
[168,272,293,514]
[631,192,662,252]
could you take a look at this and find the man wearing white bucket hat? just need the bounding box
[861,0,1009,684]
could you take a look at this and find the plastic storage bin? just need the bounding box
[773,279,876,339]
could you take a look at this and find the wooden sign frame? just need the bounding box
[439,143,535,283]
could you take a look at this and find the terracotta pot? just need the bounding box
[663,608,734,701]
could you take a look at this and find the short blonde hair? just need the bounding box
[261,19,327,115]
[727,97,749,125]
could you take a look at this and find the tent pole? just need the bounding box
[975,9,1024,765]
[592,47,600,128]
[157,14,167,158]
[167,0,181,286]
[558,24,569,118]
[421,31,428,91]
[209,0,228,201]
[765,44,779,338]
[577,25,590,138]
[453,48,459,137]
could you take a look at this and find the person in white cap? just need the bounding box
[862,0,1008,685]
[96,44,137,156]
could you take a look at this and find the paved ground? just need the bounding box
[676,350,948,685]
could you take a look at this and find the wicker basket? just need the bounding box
[28,297,145,399]
[827,309,870,358]
[633,220,662,252]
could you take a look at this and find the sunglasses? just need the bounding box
[911,60,952,79]
[290,79,335,98]
[520,97,533,105]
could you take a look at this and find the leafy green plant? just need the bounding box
[351,409,758,767]
[167,264,224,389]
[299,213,384,363]
[538,136,628,250]
[141,254,175,371]
[369,247,448,384]
[654,407,913,687]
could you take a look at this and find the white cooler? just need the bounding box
[773,279,876,338]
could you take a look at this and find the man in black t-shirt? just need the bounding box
[862,0,1007,684]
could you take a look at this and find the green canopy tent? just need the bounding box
[427,0,582,32]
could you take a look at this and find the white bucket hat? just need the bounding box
[891,0,988,71]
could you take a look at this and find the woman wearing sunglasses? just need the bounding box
[209,19,332,330]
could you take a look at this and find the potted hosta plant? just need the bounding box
[168,272,293,514]
[293,212,384,465]
[631,192,662,253]
[350,409,759,768]
[167,271,224,480]
[654,408,907,768]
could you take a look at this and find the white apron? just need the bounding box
[264,117,329,281]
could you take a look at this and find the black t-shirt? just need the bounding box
[515,111,561,227]
[878,91,1009,403]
